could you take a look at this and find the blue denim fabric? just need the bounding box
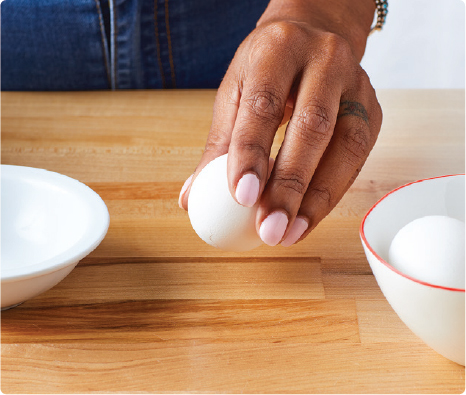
[1,0,269,90]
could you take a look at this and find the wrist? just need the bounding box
[257,0,375,61]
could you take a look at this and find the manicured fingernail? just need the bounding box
[259,211,288,246]
[235,173,260,207]
[281,217,309,247]
[178,174,193,208]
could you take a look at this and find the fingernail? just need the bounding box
[259,211,288,246]
[178,174,193,208]
[281,217,309,247]
[235,173,260,207]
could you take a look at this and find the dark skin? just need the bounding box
[179,0,383,247]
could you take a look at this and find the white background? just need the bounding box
[361,0,465,88]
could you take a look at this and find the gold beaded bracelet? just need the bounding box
[370,0,388,34]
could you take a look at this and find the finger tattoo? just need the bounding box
[337,101,369,125]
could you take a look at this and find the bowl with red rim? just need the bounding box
[360,174,465,365]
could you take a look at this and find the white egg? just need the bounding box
[388,215,465,289]
[188,154,263,252]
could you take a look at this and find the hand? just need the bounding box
[179,0,383,247]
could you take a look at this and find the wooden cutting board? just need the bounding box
[1,89,464,393]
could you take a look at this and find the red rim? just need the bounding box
[360,174,465,293]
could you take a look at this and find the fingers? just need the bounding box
[258,66,381,247]
[226,38,301,208]
[180,23,383,250]
[178,68,241,210]
[256,66,342,246]
[180,23,303,211]
[283,84,382,246]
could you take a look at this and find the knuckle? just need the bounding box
[318,32,354,66]
[340,126,372,165]
[244,85,284,123]
[350,69,383,131]
[235,138,269,160]
[247,21,306,68]
[354,66,371,86]
[265,21,306,48]
[290,103,333,146]
[204,129,229,154]
[308,185,333,207]
[273,168,309,196]
[254,21,305,52]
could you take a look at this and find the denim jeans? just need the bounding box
[1,0,269,90]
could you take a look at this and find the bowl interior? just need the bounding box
[1,166,109,279]
[362,175,465,270]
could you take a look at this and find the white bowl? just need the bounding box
[360,174,465,365]
[1,165,110,309]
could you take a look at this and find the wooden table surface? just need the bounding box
[1,90,465,394]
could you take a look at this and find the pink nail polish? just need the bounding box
[281,217,309,247]
[178,174,193,208]
[259,211,288,246]
[235,173,260,207]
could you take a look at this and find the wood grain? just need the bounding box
[3,258,325,304]
[2,343,463,394]
[1,90,464,394]
[1,299,359,344]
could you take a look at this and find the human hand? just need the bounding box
[179,0,383,247]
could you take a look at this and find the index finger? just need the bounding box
[178,69,241,210]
